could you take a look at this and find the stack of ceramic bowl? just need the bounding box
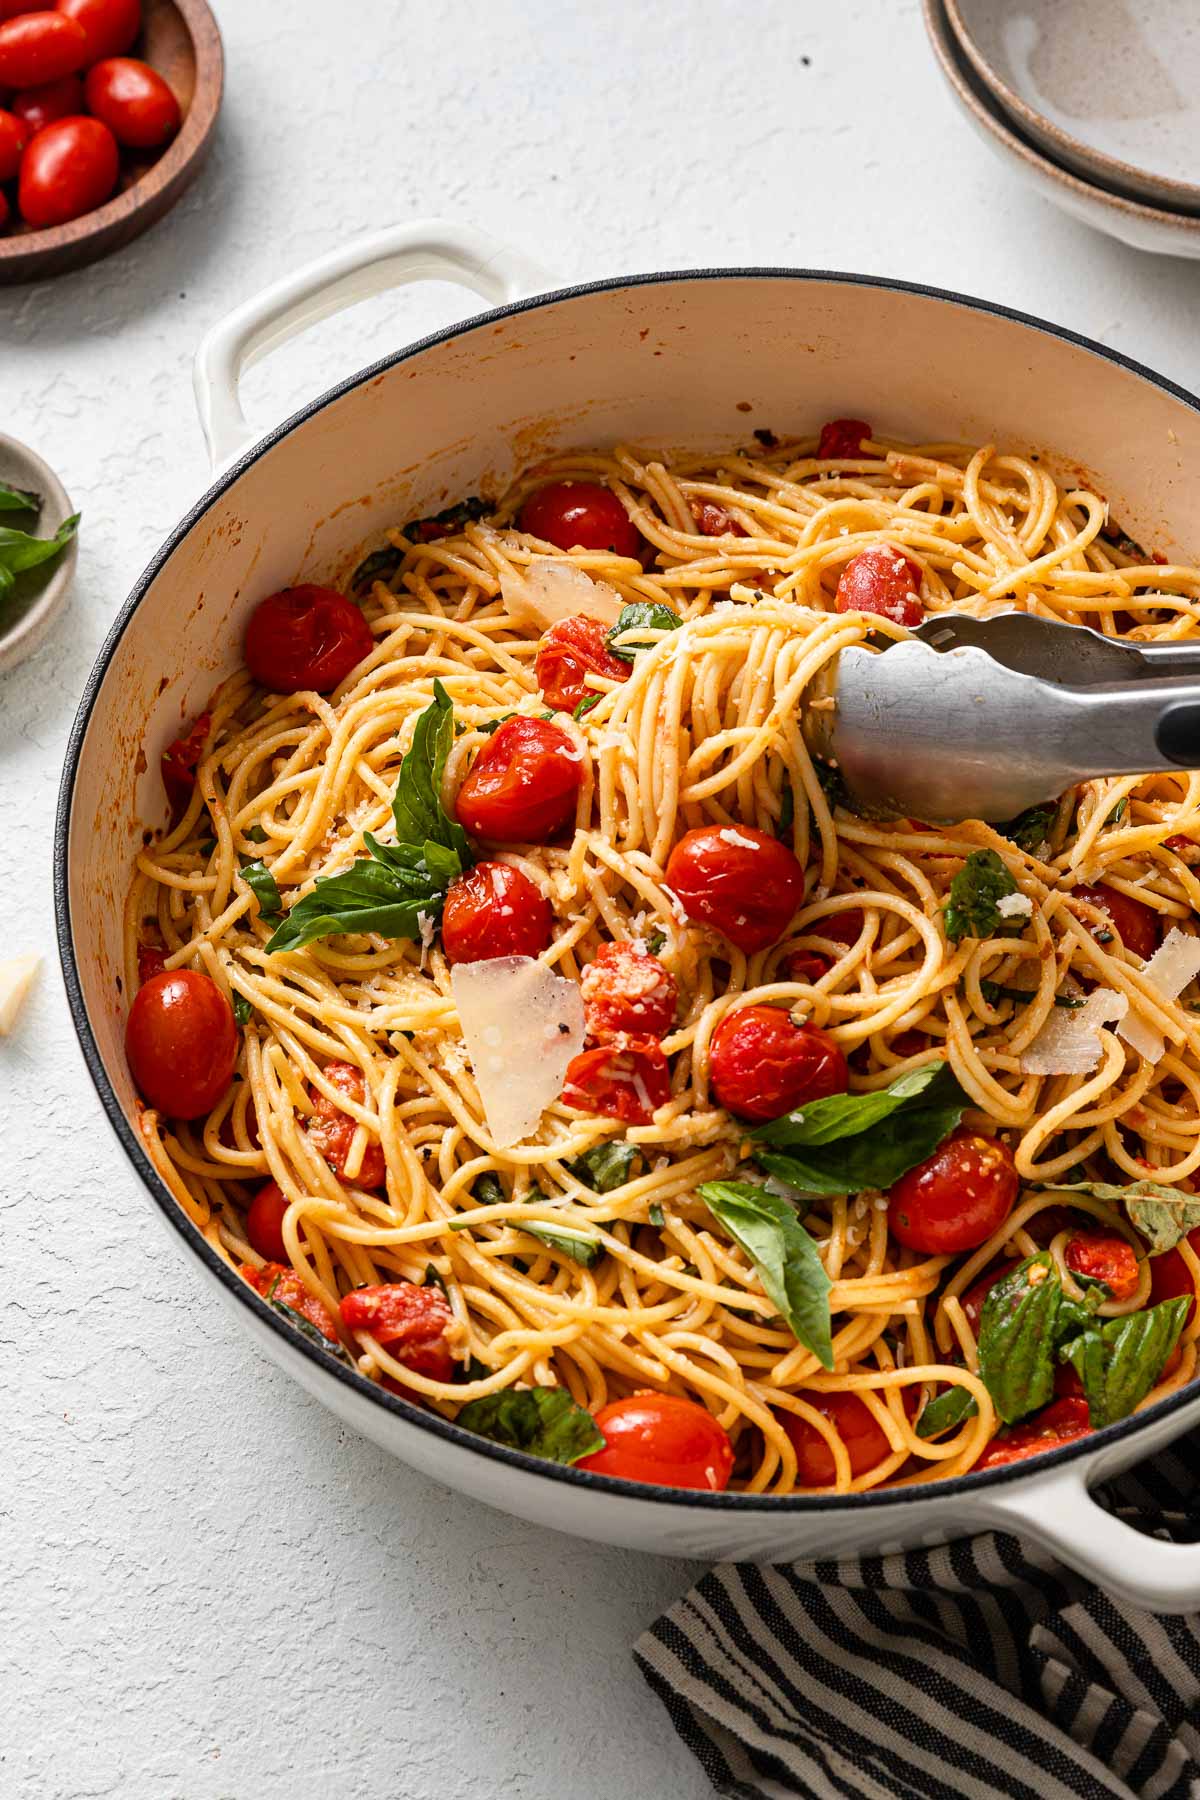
[923,0,1200,259]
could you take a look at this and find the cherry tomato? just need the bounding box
[835,544,924,628]
[10,74,81,135]
[782,1386,914,1486]
[534,613,630,713]
[0,105,27,178]
[1071,882,1160,961]
[0,12,85,85]
[959,1260,1019,1336]
[518,480,642,558]
[0,1,55,17]
[664,825,806,953]
[245,1180,289,1264]
[1165,834,1195,856]
[241,1261,339,1343]
[690,498,748,537]
[454,715,581,843]
[441,860,552,964]
[818,418,872,459]
[17,112,116,225]
[340,1281,455,1380]
[562,1035,671,1125]
[306,1061,386,1189]
[709,1005,848,1122]
[57,0,141,61]
[577,1392,734,1490]
[818,908,866,948]
[0,188,7,228]
[887,1129,1018,1255]
[785,950,831,984]
[84,55,178,148]
[244,585,373,694]
[161,709,210,815]
[1065,1231,1140,1303]
[1150,1227,1200,1327]
[125,968,238,1119]
[975,1396,1091,1470]
[136,941,167,985]
[580,940,677,1042]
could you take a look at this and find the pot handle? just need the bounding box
[978,1458,1200,1615]
[192,219,551,470]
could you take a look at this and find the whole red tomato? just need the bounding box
[441,860,553,964]
[664,825,806,954]
[10,74,81,135]
[57,0,142,62]
[818,418,873,459]
[709,1005,848,1121]
[245,1180,289,1264]
[782,1386,915,1486]
[0,2,56,18]
[244,586,374,693]
[125,968,238,1119]
[84,55,178,148]
[18,114,118,226]
[0,11,86,85]
[1150,1227,1200,1327]
[577,1393,734,1490]
[562,1035,671,1125]
[454,715,582,843]
[835,544,924,627]
[1071,882,1160,961]
[0,106,28,179]
[518,481,642,559]
[887,1129,1018,1255]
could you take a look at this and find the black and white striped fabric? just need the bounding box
[635,1439,1200,1800]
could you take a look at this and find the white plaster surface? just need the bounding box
[2,2,1198,1796]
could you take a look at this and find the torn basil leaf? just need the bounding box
[977,1253,1067,1424]
[997,804,1055,854]
[0,482,40,513]
[351,545,403,592]
[455,1386,604,1464]
[916,1385,978,1439]
[943,849,1019,944]
[521,1220,603,1266]
[267,1298,353,1366]
[232,993,254,1027]
[605,602,682,662]
[1052,1178,1200,1256]
[567,1141,639,1193]
[649,1201,665,1228]
[1060,1297,1189,1428]
[698,1179,833,1369]
[573,693,602,720]
[241,859,282,921]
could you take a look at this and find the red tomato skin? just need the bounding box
[136,941,167,985]
[246,1180,289,1264]
[0,12,85,85]
[0,189,6,228]
[1071,882,1160,961]
[782,1386,913,1486]
[441,860,552,964]
[0,104,27,177]
[241,1261,339,1342]
[578,1392,734,1491]
[57,0,141,61]
[562,1035,671,1125]
[887,1130,1019,1255]
[454,715,582,843]
[125,969,238,1119]
[534,613,630,712]
[306,1061,386,1189]
[1149,1228,1200,1327]
[1065,1232,1140,1303]
[580,940,678,1043]
[10,74,80,134]
[84,55,178,147]
[818,418,872,459]
[975,1396,1091,1470]
[0,1,55,17]
[17,112,116,225]
[244,585,373,694]
[709,1005,848,1122]
[690,498,748,537]
[340,1281,455,1380]
[664,825,806,954]
[518,480,641,559]
[835,544,924,627]
[959,1261,1019,1336]
[785,950,831,984]
[161,709,210,814]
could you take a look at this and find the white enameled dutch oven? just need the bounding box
[55,221,1200,1609]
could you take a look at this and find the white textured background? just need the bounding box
[2,3,1198,1796]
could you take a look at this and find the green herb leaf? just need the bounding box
[1053,1177,1200,1256]
[775,784,796,841]
[943,849,1019,943]
[567,1141,639,1193]
[232,993,254,1027]
[979,979,1083,1011]
[646,928,667,956]
[390,679,473,860]
[471,1172,506,1207]
[351,545,403,592]
[649,1201,665,1228]
[0,510,79,577]
[697,1179,833,1368]
[1106,797,1129,826]
[573,693,602,720]
[521,1220,603,1266]
[815,759,848,812]
[477,712,515,737]
[1061,1297,1189,1428]
[267,1298,354,1366]
[997,804,1055,854]
[0,482,40,513]
[977,1253,1065,1423]
[455,1386,605,1464]
[605,602,683,663]
[916,1385,979,1439]
[405,496,491,541]
[241,859,283,921]
[245,823,268,844]
[424,1263,448,1297]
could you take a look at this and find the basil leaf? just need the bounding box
[979,979,1083,1010]
[406,495,491,541]
[605,602,682,663]
[1106,797,1129,826]
[567,1141,639,1193]
[351,545,403,592]
[0,482,40,513]
[815,759,848,812]
[245,823,268,844]
[232,993,254,1027]
[698,1180,833,1369]
[0,510,79,576]
[455,1386,604,1464]
[424,1263,448,1297]
[573,693,602,720]
[649,1201,665,1228]
[645,928,666,955]
[977,1253,1065,1423]
[916,1385,978,1439]
[521,1221,603,1266]
[749,1060,969,1197]
[477,712,515,736]
[471,1172,506,1207]
[1053,1178,1200,1256]
[775,783,795,841]
[391,679,473,860]
[997,804,1055,854]
[265,855,447,954]
[241,859,282,921]
[943,849,1019,943]
[267,1298,353,1367]
[1061,1297,1189,1428]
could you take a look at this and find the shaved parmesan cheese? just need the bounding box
[499,557,623,633]
[1020,986,1128,1076]
[996,891,1033,918]
[1116,927,1200,1063]
[0,954,39,1035]
[451,955,584,1148]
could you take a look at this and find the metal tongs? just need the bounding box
[803,614,1200,824]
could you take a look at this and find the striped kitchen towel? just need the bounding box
[635,1438,1200,1799]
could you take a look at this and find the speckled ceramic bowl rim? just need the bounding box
[0,433,77,674]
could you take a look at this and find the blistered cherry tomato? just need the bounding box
[441,860,552,964]
[1150,1227,1200,1327]
[241,1261,339,1342]
[562,1035,671,1125]
[341,1281,455,1380]
[1072,882,1160,961]
[0,11,85,85]
[136,941,167,985]
[785,950,831,984]
[664,825,806,954]
[534,613,630,713]
[84,55,178,148]
[0,105,27,178]
[245,1180,289,1264]
[518,480,641,558]
[306,1061,386,1189]
[709,1005,847,1122]
[454,715,581,843]
[581,940,677,1043]
[818,418,872,459]
[18,113,117,226]
[690,498,748,537]
[578,1392,733,1490]
[0,1,54,17]
[125,968,238,1119]
[10,74,81,135]
[782,1386,914,1486]
[57,0,141,61]
[161,709,210,814]
[887,1129,1018,1255]
[1065,1231,1140,1303]
[959,1260,1019,1336]
[835,544,924,627]
[975,1396,1091,1470]
[244,585,373,694]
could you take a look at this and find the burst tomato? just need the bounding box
[664,825,806,954]
[785,950,831,984]
[782,1386,914,1486]
[1071,882,1160,961]
[245,1180,289,1264]
[535,613,630,713]
[161,710,210,814]
[518,480,641,558]
[84,55,179,148]
[1150,1227,1200,1327]
[10,74,81,135]
[580,941,677,1043]
[689,498,748,537]
[306,1061,386,1189]
[975,1396,1091,1470]
[818,418,872,459]
[241,1261,339,1342]
[709,1005,847,1122]
[340,1281,455,1380]
[125,969,238,1119]
[578,1393,733,1490]
[0,11,86,85]
[454,715,581,843]
[18,113,117,226]
[562,1035,671,1125]
[57,0,141,61]
[834,544,924,627]
[959,1261,1019,1336]
[1065,1232,1140,1303]
[244,585,373,694]
[0,105,27,178]
[136,941,167,985]
[441,860,552,964]
[887,1130,1018,1255]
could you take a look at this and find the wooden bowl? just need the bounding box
[0,0,223,285]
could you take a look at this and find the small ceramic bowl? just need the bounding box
[0,434,78,674]
[923,0,1200,260]
[945,0,1200,214]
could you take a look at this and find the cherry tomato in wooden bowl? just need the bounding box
[58,0,142,63]
[534,613,630,713]
[580,940,677,1043]
[578,1392,734,1490]
[18,114,118,226]
[518,480,642,559]
[244,585,374,694]
[887,1129,1018,1255]
[782,1386,915,1487]
[85,55,179,149]
[562,1035,671,1125]
[441,860,552,964]
[664,824,806,954]
[125,968,238,1119]
[245,1179,289,1264]
[0,106,27,179]
[10,74,82,136]
[835,544,924,627]
[1071,882,1160,961]
[709,1005,847,1122]
[454,715,581,843]
[0,12,86,87]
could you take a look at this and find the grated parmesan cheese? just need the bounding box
[0,954,39,1035]
[1117,927,1200,1063]
[1020,986,1128,1075]
[499,558,622,633]
[996,891,1033,918]
[661,884,689,924]
[450,956,584,1148]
